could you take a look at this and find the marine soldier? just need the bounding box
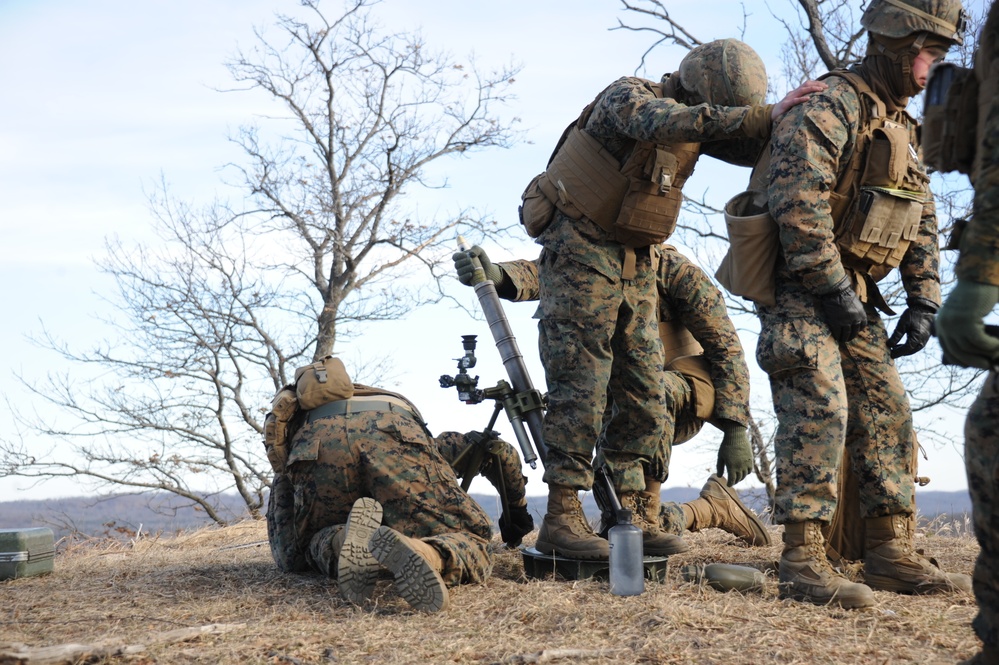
[454,244,772,548]
[935,1,999,660]
[510,39,821,560]
[266,373,532,614]
[754,0,971,608]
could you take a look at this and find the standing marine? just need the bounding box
[754,0,971,608]
[512,38,821,561]
[935,0,999,661]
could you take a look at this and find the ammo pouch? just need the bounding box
[715,189,779,307]
[519,173,558,238]
[835,122,925,270]
[922,62,978,175]
[294,356,354,410]
[263,386,298,473]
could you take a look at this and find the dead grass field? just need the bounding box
[0,519,983,665]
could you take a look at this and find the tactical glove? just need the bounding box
[936,280,999,369]
[498,500,534,548]
[452,245,504,287]
[887,296,938,359]
[819,276,867,343]
[716,423,753,487]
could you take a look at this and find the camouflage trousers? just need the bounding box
[266,409,493,587]
[757,305,914,524]
[967,371,999,649]
[537,246,666,492]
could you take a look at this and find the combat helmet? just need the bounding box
[861,0,966,46]
[677,39,768,107]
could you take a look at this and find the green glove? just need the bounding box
[451,245,504,287]
[936,279,999,370]
[716,424,753,486]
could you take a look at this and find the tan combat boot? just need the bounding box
[684,474,772,546]
[535,485,610,560]
[337,497,383,605]
[620,479,689,556]
[863,514,972,594]
[780,521,875,609]
[368,526,449,612]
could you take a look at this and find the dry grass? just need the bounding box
[0,521,982,665]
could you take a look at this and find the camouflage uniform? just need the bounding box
[757,68,939,526]
[501,245,752,533]
[536,77,770,494]
[266,393,526,587]
[949,1,999,652]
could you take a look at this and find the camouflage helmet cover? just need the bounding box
[677,38,768,107]
[861,0,967,45]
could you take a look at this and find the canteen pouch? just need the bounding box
[263,387,298,473]
[715,189,779,307]
[294,356,354,410]
[519,173,559,238]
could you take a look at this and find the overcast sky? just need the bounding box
[0,0,986,503]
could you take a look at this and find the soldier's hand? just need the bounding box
[452,245,504,287]
[819,276,867,343]
[498,500,534,548]
[888,296,938,359]
[936,280,999,369]
[771,80,827,119]
[716,425,753,486]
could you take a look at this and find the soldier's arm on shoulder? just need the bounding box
[587,76,766,146]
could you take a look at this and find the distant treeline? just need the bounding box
[0,486,969,545]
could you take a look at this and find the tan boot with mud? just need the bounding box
[620,479,689,556]
[535,485,610,560]
[780,521,875,609]
[368,525,449,612]
[337,497,383,604]
[863,514,972,594]
[684,474,772,546]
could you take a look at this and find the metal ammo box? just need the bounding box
[0,527,55,580]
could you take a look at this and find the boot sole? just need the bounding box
[864,572,962,595]
[369,526,449,613]
[338,497,383,604]
[535,538,609,560]
[703,476,772,547]
[779,586,874,609]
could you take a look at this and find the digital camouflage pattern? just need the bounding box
[965,373,999,650]
[861,0,966,44]
[956,1,999,652]
[534,237,664,492]
[499,246,750,491]
[756,309,914,523]
[760,67,937,525]
[267,408,522,587]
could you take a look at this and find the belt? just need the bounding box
[306,396,415,423]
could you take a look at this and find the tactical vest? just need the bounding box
[528,78,701,247]
[820,70,930,286]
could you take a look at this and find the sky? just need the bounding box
[0,0,987,505]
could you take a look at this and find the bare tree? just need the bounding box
[616,0,986,502]
[1,0,521,522]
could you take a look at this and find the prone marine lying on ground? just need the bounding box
[266,358,768,613]
[454,243,771,548]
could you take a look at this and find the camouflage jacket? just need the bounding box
[499,246,750,427]
[767,71,941,307]
[957,2,999,286]
[434,431,528,506]
[537,75,772,279]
